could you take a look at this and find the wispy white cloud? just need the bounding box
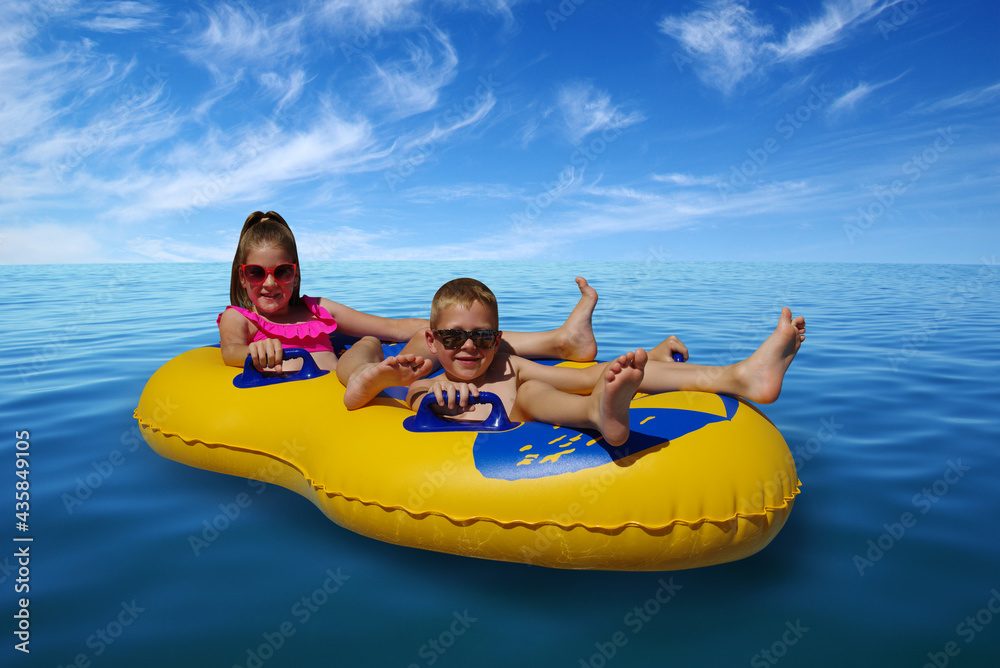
[0,39,124,148]
[651,173,723,187]
[911,82,1000,115]
[367,27,459,116]
[317,0,422,32]
[661,0,894,93]
[80,2,163,33]
[177,4,312,128]
[0,10,182,209]
[829,81,878,113]
[0,224,104,264]
[660,0,773,94]
[516,117,541,147]
[125,235,233,263]
[260,69,310,115]
[438,0,528,31]
[555,81,645,143]
[182,3,305,73]
[378,89,497,189]
[503,177,823,248]
[121,172,833,262]
[108,107,379,221]
[770,0,889,61]
[80,17,151,33]
[396,89,496,154]
[0,0,503,250]
[398,182,521,203]
[829,72,907,114]
[25,67,176,171]
[1,0,992,266]
[298,226,400,261]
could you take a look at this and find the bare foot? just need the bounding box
[555,277,599,362]
[343,354,434,410]
[648,335,688,363]
[732,308,806,404]
[591,349,647,446]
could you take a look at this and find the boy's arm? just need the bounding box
[405,379,434,409]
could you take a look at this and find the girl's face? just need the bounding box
[239,245,298,316]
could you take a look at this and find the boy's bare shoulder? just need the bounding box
[491,352,529,372]
[477,352,517,382]
[493,353,552,383]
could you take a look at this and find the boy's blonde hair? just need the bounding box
[430,278,499,329]
[229,210,302,310]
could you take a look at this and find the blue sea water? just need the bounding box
[3,261,999,668]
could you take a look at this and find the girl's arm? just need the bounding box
[219,308,252,366]
[319,298,428,342]
[218,308,284,371]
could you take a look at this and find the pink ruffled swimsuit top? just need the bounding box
[218,296,338,353]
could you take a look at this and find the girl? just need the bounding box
[218,211,601,379]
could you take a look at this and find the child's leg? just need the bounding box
[638,308,806,403]
[340,336,434,410]
[336,336,383,387]
[512,349,647,447]
[500,277,598,362]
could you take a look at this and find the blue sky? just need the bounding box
[1,0,997,264]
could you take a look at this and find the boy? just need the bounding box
[343,278,807,447]
[338,277,600,409]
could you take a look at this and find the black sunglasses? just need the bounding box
[433,329,500,349]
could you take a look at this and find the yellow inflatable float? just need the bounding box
[135,345,800,571]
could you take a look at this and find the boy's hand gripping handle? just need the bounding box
[403,391,519,432]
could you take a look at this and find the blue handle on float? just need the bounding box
[233,348,329,388]
[673,352,685,363]
[403,391,519,432]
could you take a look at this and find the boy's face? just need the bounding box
[426,301,502,383]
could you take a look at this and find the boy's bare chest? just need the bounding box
[446,358,519,422]
[470,377,517,419]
